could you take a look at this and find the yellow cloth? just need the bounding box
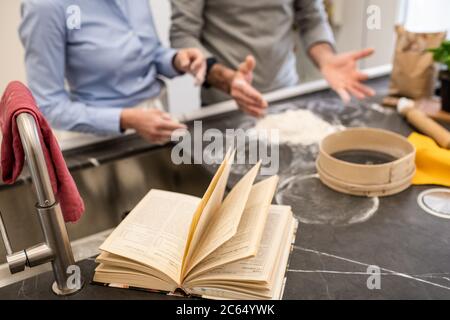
[408,132,450,187]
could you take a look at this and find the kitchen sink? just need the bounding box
[0,146,211,286]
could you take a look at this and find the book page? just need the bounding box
[181,150,234,276]
[185,175,279,281]
[183,161,261,277]
[187,215,297,300]
[187,205,291,283]
[94,264,177,293]
[96,251,174,284]
[99,189,200,284]
[271,217,298,300]
[187,283,272,300]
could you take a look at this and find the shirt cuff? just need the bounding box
[94,107,124,135]
[157,49,182,79]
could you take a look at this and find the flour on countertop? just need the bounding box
[253,109,341,145]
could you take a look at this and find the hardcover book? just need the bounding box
[94,150,298,300]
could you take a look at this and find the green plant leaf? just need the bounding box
[429,40,450,70]
[442,40,450,50]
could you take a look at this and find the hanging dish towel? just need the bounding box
[408,132,450,187]
[0,81,84,222]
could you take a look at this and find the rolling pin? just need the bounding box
[383,96,450,124]
[397,98,450,149]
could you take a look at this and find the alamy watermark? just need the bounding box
[366,5,381,30]
[366,265,381,290]
[66,265,82,290]
[66,5,81,30]
[65,4,383,32]
[170,121,280,175]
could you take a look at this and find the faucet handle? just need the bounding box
[0,210,27,273]
[0,210,13,255]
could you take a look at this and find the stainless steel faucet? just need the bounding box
[0,113,83,295]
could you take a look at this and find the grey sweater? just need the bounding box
[170,0,335,104]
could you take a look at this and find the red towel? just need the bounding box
[0,81,84,222]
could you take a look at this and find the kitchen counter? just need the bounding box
[1,184,449,300]
[1,74,449,299]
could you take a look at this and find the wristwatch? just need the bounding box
[203,57,218,88]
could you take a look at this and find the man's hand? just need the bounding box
[120,108,186,144]
[173,48,206,85]
[206,55,268,117]
[230,55,268,117]
[310,44,376,103]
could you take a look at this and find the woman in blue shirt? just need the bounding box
[19,0,208,143]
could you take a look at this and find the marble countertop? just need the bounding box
[1,183,449,299]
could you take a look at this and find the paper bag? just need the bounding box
[389,26,446,99]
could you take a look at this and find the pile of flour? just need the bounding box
[253,109,339,145]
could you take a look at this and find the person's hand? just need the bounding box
[230,55,268,117]
[120,108,186,144]
[320,48,376,103]
[173,48,206,86]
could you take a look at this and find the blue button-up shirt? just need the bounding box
[19,0,180,134]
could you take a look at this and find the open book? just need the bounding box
[94,150,298,300]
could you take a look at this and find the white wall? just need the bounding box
[149,0,201,115]
[0,1,26,93]
[362,0,402,68]
[403,0,450,35]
